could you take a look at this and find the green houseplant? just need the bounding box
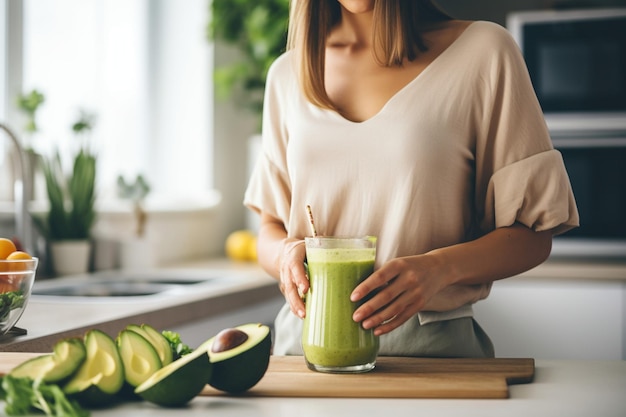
[35,112,97,276]
[37,112,97,242]
[40,148,96,241]
[208,0,290,125]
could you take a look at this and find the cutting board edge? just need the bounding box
[201,385,512,399]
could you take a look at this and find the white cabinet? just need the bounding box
[474,276,625,360]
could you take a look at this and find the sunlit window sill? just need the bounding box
[0,189,223,267]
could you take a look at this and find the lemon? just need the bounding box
[225,230,257,262]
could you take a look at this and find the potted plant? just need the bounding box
[16,89,45,136]
[35,111,97,276]
[208,0,290,127]
[115,174,153,270]
[15,89,45,200]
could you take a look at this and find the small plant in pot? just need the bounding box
[34,111,97,277]
[115,174,153,270]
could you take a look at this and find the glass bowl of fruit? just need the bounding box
[0,238,38,336]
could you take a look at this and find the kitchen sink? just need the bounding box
[31,271,224,299]
[32,278,207,297]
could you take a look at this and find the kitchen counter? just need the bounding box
[0,259,281,352]
[1,258,625,415]
[519,257,626,281]
[44,359,626,417]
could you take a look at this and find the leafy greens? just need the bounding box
[0,375,89,417]
[0,291,25,324]
[161,330,193,359]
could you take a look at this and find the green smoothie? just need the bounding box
[302,239,379,372]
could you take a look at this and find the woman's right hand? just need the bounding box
[256,213,308,319]
[277,238,308,318]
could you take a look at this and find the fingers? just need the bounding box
[359,291,416,336]
[281,260,307,318]
[350,262,400,302]
[351,258,431,336]
[279,239,307,318]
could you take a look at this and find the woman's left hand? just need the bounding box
[350,223,553,336]
[350,254,448,336]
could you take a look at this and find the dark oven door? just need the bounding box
[523,15,626,114]
[552,137,626,259]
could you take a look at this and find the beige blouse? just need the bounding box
[244,21,579,355]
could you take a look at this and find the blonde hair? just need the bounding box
[287,0,451,110]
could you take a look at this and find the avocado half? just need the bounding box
[203,323,271,393]
[63,329,125,407]
[9,337,86,383]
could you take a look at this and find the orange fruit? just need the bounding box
[6,251,33,272]
[6,251,32,260]
[0,238,17,260]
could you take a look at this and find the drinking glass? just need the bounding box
[302,236,379,373]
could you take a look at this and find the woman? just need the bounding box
[244,0,579,357]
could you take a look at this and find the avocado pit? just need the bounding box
[211,328,249,353]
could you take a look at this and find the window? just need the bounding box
[2,0,213,201]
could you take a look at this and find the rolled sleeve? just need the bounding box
[484,149,579,235]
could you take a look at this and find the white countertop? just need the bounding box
[0,259,278,352]
[79,359,626,417]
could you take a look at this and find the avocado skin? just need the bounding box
[208,330,271,393]
[67,386,122,409]
[136,350,212,407]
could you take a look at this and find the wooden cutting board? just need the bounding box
[202,355,534,399]
[0,353,534,399]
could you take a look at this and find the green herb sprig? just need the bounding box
[0,375,89,417]
[161,330,193,360]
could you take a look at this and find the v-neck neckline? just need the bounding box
[329,21,481,125]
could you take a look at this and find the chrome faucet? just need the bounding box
[0,122,33,254]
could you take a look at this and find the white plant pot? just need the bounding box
[119,238,155,271]
[50,240,91,277]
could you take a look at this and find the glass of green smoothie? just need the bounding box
[302,236,379,373]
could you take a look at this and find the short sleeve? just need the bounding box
[484,149,579,235]
[243,53,295,225]
[473,23,579,236]
[244,153,292,224]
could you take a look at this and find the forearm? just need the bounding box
[256,213,306,280]
[429,222,553,287]
[256,215,288,280]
